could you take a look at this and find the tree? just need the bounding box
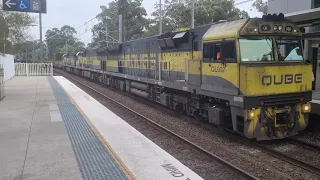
[145,0,249,36]
[143,1,176,37]
[90,0,148,48]
[45,25,85,60]
[0,3,36,54]
[89,0,249,46]
[58,44,84,54]
[252,0,268,15]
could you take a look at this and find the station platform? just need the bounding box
[0,76,203,180]
[311,90,320,115]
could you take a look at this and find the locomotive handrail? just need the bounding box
[117,59,157,80]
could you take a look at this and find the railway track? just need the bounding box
[257,140,320,176]
[54,69,259,180]
[290,136,320,150]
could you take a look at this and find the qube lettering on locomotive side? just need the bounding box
[56,13,313,141]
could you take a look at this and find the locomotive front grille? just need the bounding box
[263,95,302,106]
[244,92,312,109]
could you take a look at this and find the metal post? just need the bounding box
[3,34,5,54]
[159,0,162,35]
[39,13,43,62]
[106,26,109,47]
[159,59,161,81]
[32,40,35,61]
[119,14,123,43]
[65,40,68,54]
[3,16,7,54]
[46,42,49,61]
[191,0,195,29]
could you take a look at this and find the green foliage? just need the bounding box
[173,27,191,32]
[91,0,249,48]
[146,0,249,36]
[89,0,148,48]
[58,43,85,54]
[45,25,85,60]
[252,0,268,15]
[0,3,36,54]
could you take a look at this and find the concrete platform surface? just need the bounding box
[55,76,203,180]
[311,91,320,115]
[313,90,320,100]
[0,77,82,180]
[0,76,204,180]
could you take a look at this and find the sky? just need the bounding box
[28,0,262,45]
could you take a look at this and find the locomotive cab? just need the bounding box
[202,14,312,140]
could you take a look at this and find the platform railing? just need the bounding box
[15,63,53,76]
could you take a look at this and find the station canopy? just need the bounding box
[285,8,320,27]
[284,8,320,39]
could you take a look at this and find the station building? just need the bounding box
[268,0,320,90]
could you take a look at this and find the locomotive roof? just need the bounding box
[203,18,248,42]
[203,15,302,41]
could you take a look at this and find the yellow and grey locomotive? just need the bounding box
[60,14,312,140]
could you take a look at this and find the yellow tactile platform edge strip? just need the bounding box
[55,78,136,180]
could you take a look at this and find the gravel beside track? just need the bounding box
[258,139,320,176]
[54,69,320,180]
[292,132,320,148]
[263,140,320,168]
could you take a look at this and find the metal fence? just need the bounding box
[15,63,53,76]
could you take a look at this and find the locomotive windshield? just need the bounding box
[275,39,303,61]
[240,38,304,62]
[239,39,274,62]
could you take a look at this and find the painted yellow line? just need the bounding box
[55,78,136,180]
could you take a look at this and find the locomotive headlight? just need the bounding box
[250,112,255,118]
[278,25,283,31]
[302,103,311,113]
[273,25,278,31]
[246,109,256,120]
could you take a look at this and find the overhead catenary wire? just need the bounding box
[45,15,99,41]
[234,0,271,6]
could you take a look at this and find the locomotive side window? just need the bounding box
[203,43,220,62]
[203,41,235,62]
[214,44,221,60]
[203,43,211,60]
[222,41,236,62]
